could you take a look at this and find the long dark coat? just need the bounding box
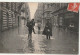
[42,22,52,36]
[27,21,34,34]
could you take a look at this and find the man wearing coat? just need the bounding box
[26,19,35,39]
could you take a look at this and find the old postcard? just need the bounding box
[0,2,79,54]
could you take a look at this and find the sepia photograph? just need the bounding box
[0,2,79,54]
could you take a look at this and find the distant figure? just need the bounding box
[37,22,41,34]
[42,20,52,39]
[63,25,66,30]
[69,23,74,32]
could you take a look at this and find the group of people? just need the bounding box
[26,19,52,39]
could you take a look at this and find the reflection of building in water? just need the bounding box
[28,39,34,53]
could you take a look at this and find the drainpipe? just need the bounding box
[42,3,44,27]
[0,3,1,31]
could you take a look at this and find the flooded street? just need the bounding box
[0,19,78,54]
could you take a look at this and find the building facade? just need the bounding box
[34,3,43,23]
[21,3,30,25]
[42,3,79,32]
[51,3,79,32]
[0,2,25,31]
[42,3,53,27]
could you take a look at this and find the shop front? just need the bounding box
[64,12,79,32]
[52,6,79,32]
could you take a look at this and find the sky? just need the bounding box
[28,2,38,19]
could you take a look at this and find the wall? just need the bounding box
[0,2,23,31]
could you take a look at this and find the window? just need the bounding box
[47,4,49,8]
[44,5,47,9]
[47,12,50,17]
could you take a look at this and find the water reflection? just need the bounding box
[28,38,34,53]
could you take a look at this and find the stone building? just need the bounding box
[21,3,30,25]
[0,2,30,31]
[34,3,43,23]
[42,3,79,32]
[51,3,68,27]
[51,3,79,32]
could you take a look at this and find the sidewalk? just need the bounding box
[0,27,19,53]
[0,25,28,53]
